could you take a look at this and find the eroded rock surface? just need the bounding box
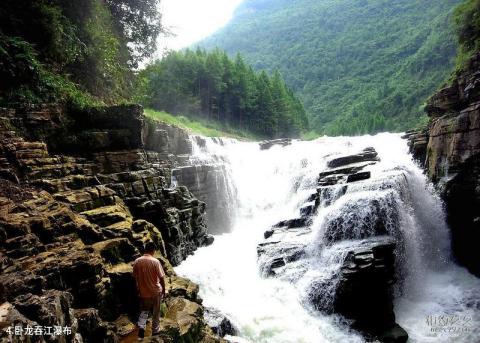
[406,52,480,277]
[257,148,408,342]
[0,104,223,342]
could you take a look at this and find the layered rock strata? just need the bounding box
[257,148,408,343]
[405,53,480,277]
[0,104,223,342]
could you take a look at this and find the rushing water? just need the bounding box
[175,133,480,343]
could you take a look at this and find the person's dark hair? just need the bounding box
[144,241,156,254]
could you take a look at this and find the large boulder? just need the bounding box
[327,147,379,168]
[259,138,292,150]
[306,237,407,342]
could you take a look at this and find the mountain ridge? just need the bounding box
[198,0,462,135]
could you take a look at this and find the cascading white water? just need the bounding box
[176,133,480,343]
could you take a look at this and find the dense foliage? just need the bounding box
[0,0,162,107]
[137,49,309,138]
[199,0,461,135]
[454,0,480,68]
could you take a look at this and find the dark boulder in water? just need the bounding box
[259,138,292,150]
[204,307,237,337]
[327,147,379,168]
[347,171,371,183]
[307,237,408,342]
[257,147,409,342]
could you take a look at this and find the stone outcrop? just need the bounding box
[406,53,480,277]
[257,148,408,342]
[307,237,407,342]
[0,104,223,342]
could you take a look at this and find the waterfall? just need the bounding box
[176,133,480,343]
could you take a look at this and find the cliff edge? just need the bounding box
[405,52,480,277]
[0,104,225,342]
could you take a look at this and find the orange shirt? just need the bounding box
[133,254,165,298]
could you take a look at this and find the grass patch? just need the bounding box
[144,109,259,140]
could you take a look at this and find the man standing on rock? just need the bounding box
[133,241,166,339]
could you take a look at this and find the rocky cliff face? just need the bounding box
[0,104,224,342]
[405,53,480,277]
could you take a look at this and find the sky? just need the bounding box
[156,0,244,56]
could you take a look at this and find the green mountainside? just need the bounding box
[198,0,462,135]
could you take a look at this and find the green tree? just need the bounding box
[137,49,308,138]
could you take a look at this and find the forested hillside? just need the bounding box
[0,0,162,107]
[453,0,480,69]
[137,49,308,138]
[199,0,462,135]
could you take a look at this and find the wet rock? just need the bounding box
[258,241,307,276]
[204,234,215,246]
[307,237,406,342]
[327,147,379,168]
[378,324,409,343]
[259,138,292,150]
[402,128,428,166]
[256,147,408,342]
[273,217,308,229]
[299,204,315,217]
[264,229,274,239]
[406,52,480,276]
[320,195,399,244]
[347,171,371,183]
[204,307,237,337]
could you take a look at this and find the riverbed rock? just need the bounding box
[326,147,379,168]
[307,237,401,339]
[257,148,408,342]
[259,138,292,150]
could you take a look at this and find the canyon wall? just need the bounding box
[0,104,225,342]
[405,53,480,277]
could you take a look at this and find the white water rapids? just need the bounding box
[175,133,480,343]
